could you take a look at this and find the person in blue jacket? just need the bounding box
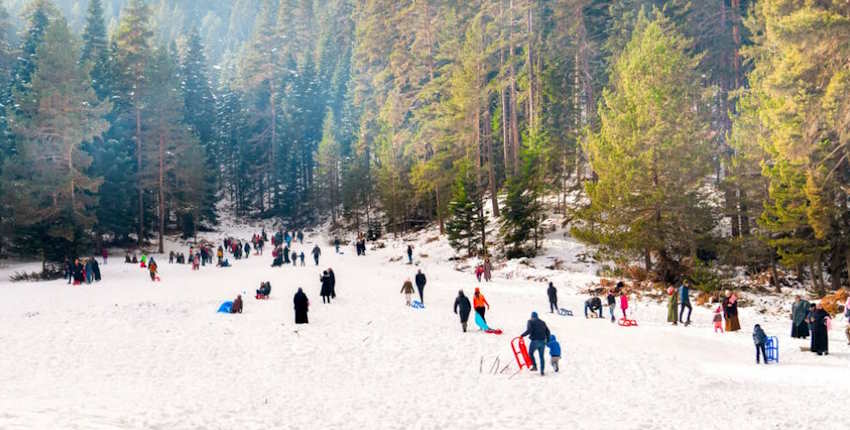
[548,335,562,372]
[679,280,693,326]
[520,312,550,375]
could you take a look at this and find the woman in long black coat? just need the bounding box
[811,304,830,355]
[294,288,309,324]
[319,271,333,303]
[454,290,472,332]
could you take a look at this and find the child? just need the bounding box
[713,305,724,333]
[299,252,305,266]
[547,334,562,372]
[753,324,767,364]
[400,279,415,306]
[619,290,629,319]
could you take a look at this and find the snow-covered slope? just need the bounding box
[0,226,847,429]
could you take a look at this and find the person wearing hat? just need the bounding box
[454,290,472,332]
[520,311,551,375]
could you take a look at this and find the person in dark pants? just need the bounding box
[473,288,489,323]
[606,289,617,322]
[414,270,426,304]
[328,268,336,298]
[406,245,413,264]
[584,297,603,318]
[547,282,557,313]
[753,324,767,364]
[312,245,321,266]
[454,290,472,332]
[231,295,243,314]
[294,288,309,324]
[520,312,551,375]
[679,281,693,326]
[320,271,333,304]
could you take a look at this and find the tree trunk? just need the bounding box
[526,1,534,132]
[158,133,165,254]
[136,105,143,246]
[508,0,520,175]
[770,253,780,293]
[269,83,277,212]
[484,106,500,218]
[644,248,652,273]
[499,0,512,177]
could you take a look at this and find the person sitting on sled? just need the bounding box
[257,282,271,297]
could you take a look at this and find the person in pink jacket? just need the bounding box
[619,290,629,319]
[844,296,850,345]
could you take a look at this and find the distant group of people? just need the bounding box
[474,258,493,282]
[65,257,102,285]
[576,282,629,322]
[354,233,367,256]
[666,281,693,326]
[789,295,838,356]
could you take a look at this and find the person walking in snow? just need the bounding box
[401,279,415,306]
[723,290,741,332]
[291,251,298,266]
[320,271,333,304]
[414,270,426,304]
[482,257,492,282]
[65,258,73,284]
[753,324,768,364]
[294,288,309,324]
[713,305,724,333]
[244,242,251,259]
[328,268,336,298]
[148,258,158,282]
[606,288,617,322]
[454,290,472,332]
[85,258,94,284]
[667,286,679,326]
[334,237,340,254]
[548,335,562,372]
[619,289,629,319]
[91,257,101,282]
[790,295,810,339]
[406,245,413,264]
[102,248,108,265]
[473,288,490,323]
[547,282,558,313]
[312,245,322,266]
[679,281,692,326]
[520,312,551,376]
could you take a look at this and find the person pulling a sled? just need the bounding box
[520,312,551,376]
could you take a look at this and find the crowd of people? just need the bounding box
[64,256,102,285]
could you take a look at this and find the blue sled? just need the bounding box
[217,301,233,313]
[411,300,425,309]
[474,312,489,330]
[558,308,573,316]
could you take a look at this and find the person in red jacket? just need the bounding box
[473,288,490,322]
[619,289,629,319]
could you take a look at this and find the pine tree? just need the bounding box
[80,0,109,100]
[115,0,153,245]
[573,10,714,278]
[316,109,341,226]
[446,163,486,257]
[181,28,218,226]
[736,1,850,291]
[3,17,110,263]
[500,144,545,258]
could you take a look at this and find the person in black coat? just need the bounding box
[414,270,426,304]
[328,268,336,298]
[72,259,84,284]
[547,282,557,313]
[294,288,309,324]
[320,271,333,303]
[810,303,830,356]
[454,290,472,332]
[520,312,551,375]
[91,258,101,282]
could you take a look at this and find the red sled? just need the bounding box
[140,262,146,268]
[486,328,503,335]
[255,294,269,300]
[618,318,638,327]
[510,337,533,370]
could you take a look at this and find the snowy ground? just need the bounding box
[0,226,848,430]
